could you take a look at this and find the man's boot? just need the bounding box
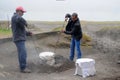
[117,55,120,64]
[21,68,31,73]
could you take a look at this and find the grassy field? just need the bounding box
[0,20,120,39]
[0,21,11,37]
[81,21,120,25]
[28,21,65,25]
[28,20,120,24]
[0,28,11,33]
[99,26,120,31]
[0,27,12,38]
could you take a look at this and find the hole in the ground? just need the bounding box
[28,55,75,73]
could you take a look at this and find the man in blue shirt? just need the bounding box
[11,6,32,73]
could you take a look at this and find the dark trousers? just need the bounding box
[15,41,27,70]
[70,37,82,61]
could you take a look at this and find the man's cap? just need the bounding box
[72,13,78,17]
[16,6,26,13]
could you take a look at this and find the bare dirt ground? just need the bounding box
[0,22,120,80]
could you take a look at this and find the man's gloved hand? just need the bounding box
[26,31,33,36]
[61,29,65,33]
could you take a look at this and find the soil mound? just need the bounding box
[95,27,120,41]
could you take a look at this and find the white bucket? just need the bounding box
[39,52,55,66]
[75,58,96,78]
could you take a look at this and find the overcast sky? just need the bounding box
[0,0,120,21]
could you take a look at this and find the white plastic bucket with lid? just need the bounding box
[39,52,55,66]
[75,58,96,78]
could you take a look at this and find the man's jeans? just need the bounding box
[70,37,82,61]
[15,41,27,70]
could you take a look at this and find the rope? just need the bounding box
[26,27,39,54]
[27,21,66,54]
[26,27,41,65]
[54,21,66,53]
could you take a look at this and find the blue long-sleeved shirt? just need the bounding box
[11,13,27,42]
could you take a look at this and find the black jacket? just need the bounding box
[64,18,82,41]
[65,18,72,31]
[11,13,28,42]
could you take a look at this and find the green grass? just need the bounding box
[0,27,12,36]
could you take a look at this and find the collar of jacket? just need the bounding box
[73,18,79,23]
